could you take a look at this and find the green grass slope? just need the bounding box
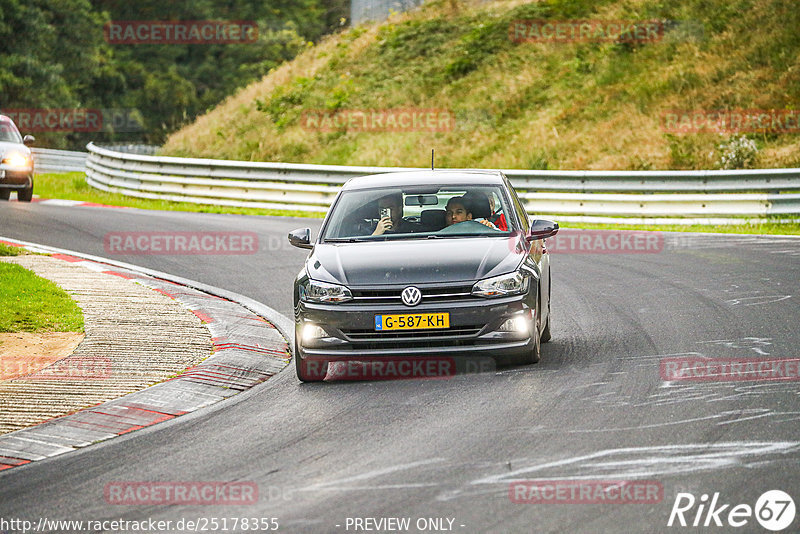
[0,262,84,333]
[162,0,800,170]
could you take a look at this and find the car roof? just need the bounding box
[0,114,19,129]
[0,114,23,139]
[342,170,506,190]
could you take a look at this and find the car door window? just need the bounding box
[505,177,529,233]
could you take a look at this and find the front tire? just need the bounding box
[507,297,541,366]
[541,302,552,343]
[529,310,542,364]
[0,190,9,201]
[18,186,32,202]
[541,267,552,343]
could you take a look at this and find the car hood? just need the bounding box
[0,141,31,157]
[307,237,525,286]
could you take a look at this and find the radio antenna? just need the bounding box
[431,149,434,170]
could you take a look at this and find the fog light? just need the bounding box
[498,311,532,333]
[302,323,327,343]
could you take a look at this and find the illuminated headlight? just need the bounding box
[2,152,31,169]
[472,271,530,298]
[302,323,327,342]
[299,279,353,303]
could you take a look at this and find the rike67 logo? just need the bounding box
[668,490,795,531]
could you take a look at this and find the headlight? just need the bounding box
[472,271,530,298]
[2,152,31,169]
[300,279,353,303]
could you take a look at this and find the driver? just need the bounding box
[445,196,498,229]
[445,196,471,225]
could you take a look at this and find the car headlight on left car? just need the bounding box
[300,279,353,303]
[2,152,32,170]
[472,271,530,298]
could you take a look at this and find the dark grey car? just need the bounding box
[288,170,558,381]
[0,115,35,201]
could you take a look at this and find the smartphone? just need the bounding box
[380,207,391,219]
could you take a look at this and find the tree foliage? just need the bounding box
[0,0,348,147]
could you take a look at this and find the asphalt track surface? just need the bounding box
[1,201,799,533]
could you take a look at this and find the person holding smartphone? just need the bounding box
[372,193,405,235]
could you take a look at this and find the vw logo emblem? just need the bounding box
[401,286,422,307]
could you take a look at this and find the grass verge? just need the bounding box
[34,172,326,218]
[0,262,84,333]
[563,221,800,235]
[0,243,26,256]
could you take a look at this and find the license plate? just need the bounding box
[375,313,449,331]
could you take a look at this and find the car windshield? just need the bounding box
[0,119,23,143]
[321,184,515,241]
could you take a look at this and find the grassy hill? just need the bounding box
[162,0,800,171]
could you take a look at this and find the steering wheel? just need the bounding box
[436,220,501,234]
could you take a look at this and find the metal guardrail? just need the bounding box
[351,0,424,23]
[32,147,88,173]
[32,145,158,174]
[79,142,800,222]
[100,144,159,155]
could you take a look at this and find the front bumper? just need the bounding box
[0,169,33,188]
[295,292,536,362]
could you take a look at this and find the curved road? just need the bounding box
[1,201,799,533]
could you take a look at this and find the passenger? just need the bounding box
[487,195,508,231]
[372,193,408,235]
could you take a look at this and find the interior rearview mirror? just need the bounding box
[405,194,439,207]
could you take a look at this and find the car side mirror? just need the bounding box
[23,135,35,146]
[288,228,313,249]
[526,219,559,241]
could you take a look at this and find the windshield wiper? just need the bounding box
[435,233,498,238]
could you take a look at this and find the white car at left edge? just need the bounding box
[0,114,36,201]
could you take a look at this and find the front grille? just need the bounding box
[335,337,491,351]
[342,325,482,341]
[350,284,475,304]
